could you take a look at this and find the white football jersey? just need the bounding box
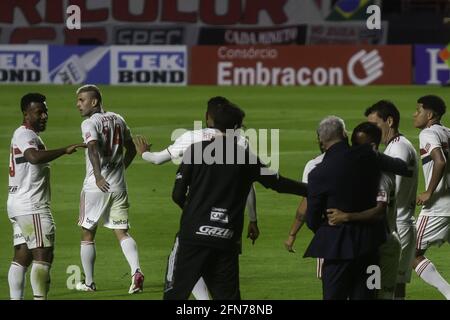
[377,172,397,233]
[418,124,450,216]
[302,153,325,183]
[167,128,248,159]
[7,126,50,218]
[384,135,418,224]
[81,111,131,192]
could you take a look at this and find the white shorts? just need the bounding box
[396,223,416,283]
[416,215,450,251]
[78,191,130,230]
[10,212,55,249]
[378,231,401,299]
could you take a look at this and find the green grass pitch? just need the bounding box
[0,85,449,300]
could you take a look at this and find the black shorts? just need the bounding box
[163,238,241,300]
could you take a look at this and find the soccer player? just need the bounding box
[365,100,418,299]
[164,103,307,300]
[285,143,324,253]
[75,85,143,294]
[133,96,258,300]
[413,95,450,299]
[8,93,85,300]
[285,141,324,278]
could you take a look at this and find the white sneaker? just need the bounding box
[128,269,144,294]
[75,281,97,292]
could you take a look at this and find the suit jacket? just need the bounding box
[304,141,386,260]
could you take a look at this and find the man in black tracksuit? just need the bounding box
[163,104,307,300]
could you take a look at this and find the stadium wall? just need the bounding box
[0,44,448,86]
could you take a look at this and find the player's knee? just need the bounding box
[114,229,129,241]
[31,247,54,264]
[81,227,96,241]
[13,244,32,267]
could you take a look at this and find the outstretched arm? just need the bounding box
[378,153,412,177]
[24,143,85,165]
[134,135,172,164]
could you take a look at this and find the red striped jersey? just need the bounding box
[384,135,418,224]
[81,111,131,192]
[7,126,50,218]
[418,124,450,216]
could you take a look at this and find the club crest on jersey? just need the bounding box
[210,207,229,224]
[377,190,387,202]
[196,226,233,239]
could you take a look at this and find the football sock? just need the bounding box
[120,237,141,275]
[30,261,50,300]
[416,259,450,300]
[81,241,96,285]
[192,277,210,300]
[8,262,27,300]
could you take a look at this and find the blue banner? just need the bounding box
[415,44,450,85]
[48,46,110,84]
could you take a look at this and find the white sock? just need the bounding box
[81,241,96,285]
[8,262,27,300]
[416,259,450,300]
[192,277,210,300]
[30,261,50,300]
[120,237,141,275]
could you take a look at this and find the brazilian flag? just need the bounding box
[439,44,450,68]
[327,0,373,21]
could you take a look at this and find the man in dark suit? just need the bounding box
[304,116,387,300]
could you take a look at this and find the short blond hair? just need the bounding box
[76,84,102,107]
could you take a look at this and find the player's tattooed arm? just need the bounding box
[87,140,110,192]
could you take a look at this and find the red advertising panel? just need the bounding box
[190,45,412,86]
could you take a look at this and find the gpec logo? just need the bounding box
[66,265,82,289]
[347,49,384,86]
